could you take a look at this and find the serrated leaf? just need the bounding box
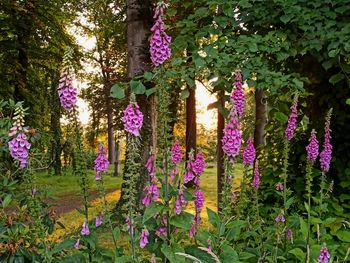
[143,202,163,224]
[110,83,125,99]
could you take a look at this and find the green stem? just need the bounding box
[305,161,313,263]
[282,139,290,217]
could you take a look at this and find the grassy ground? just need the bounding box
[35,164,244,242]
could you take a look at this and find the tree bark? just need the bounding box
[186,88,197,160]
[116,0,153,212]
[217,90,225,210]
[106,94,115,163]
[254,88,267,153]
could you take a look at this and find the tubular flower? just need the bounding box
[142,182,159,207]
[145,154,155,177]
[276,182,284,191]
[317,246,330,263]
[285,95,298,140]
[140,229,149,248]
[150,5,171,66]
[171,141,182,165]
[222,111,241,160]
[58,69,77,110]
[252,161,260,189]
[94,145,109,180]
[184,153,195,183]
[243,138,256,166]
[175,190,186,214]
[287,229,293,240]
[193,151,206,176]
[306,129,319,163]
[320,111,333,172]
[74,239,80,249]
[194,190,204,212]
[122,102,143,137]
[230,71,245,117]
[95,214,103,227]
[81,222,90,236]
[8,133,31,169]
[275,213,285,223]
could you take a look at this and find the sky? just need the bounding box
[74,31,217,130]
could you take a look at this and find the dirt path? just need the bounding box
[46,189,117,215]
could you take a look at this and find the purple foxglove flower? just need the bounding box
[156,227,167,237]
[140,229,149,248]
[243,137,256,166]
[150,16,171,66]
[184,169,195,183]
[193,151,205,176]
[230,71,245,117]
[194,190,204,212]
[8,132,31,169]
[150,255,157,263]
[171,141,182,165]
[252,162,260,189]
[285,95,298,140]
[320,111,332,172]
[145,154,155,176]
[142,182,159,207]
[306,129,319,163]
[276,182,284,191]
[31,188,37,198]
[318,246,330,263]
[74,239,80,249]
[179,190,187,208]
[175,199,181,215]
[94,145,109,180]
[81,221,90,236]
[122,102,143,137]
[207,239,212,252]
[275,213,285,223]
[287,229,293,240]
[58,71,77,110]
[189,221,197,238]
[222,111,241,160]
[95,215,103,227]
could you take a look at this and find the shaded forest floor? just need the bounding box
[36,164,244,243]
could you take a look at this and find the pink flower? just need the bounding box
[94,145,109,180]
[252,162,260,189]
[156,227,167,237]
[320,111,332,172]
[122,102,143,137]
[58,70,77,110]
[184,169,195,183]
[306,129,319,163]
[145,154,155,176]
[74,239,80,249]
[142,182,159,207]
[150,255,157,263]
[287,229,293,240]
[193,151,205,176]
[171,141,182,165]
[189,222,197,238]
[194,190,204,212]
[95,215,103,227]
[175,199,181,215]
[140,229,149,248]
[318,246,330,263]
[179,190,187,208]
[222,111,241,160]
[8,133,31,169]
[207,239,212,252]
[230,71,245,117]
[243,138,256,166]
[276,182,284,191]
[285,95,298,140]
[275,213,285,223]
[150,15,171,66]
[81,221,90,236]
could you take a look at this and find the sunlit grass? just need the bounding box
[39,164,244,244]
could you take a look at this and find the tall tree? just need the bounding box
[185,88,197,160]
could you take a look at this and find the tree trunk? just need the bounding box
[107,94,115,163]
[217,90,225,210]
[186,88,197,160]
[115,0,153,212]
[50,72,62,175]
[254,88,267,154]
[114,139,120,176]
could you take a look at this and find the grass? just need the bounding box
[36,163,244,243]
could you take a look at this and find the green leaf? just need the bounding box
[110,83,125,99]
[161,244,186,263]
[328,49,339,58]
[206,208,219,227]
[299,217,308,238]
[346,98,350,105]
[274,112,288,123]
[336,230,350,242]
[170,212,193,230]
[181,89,190,99]
[143,71,153,81]
[280,14,293,24]
[288,248,305,261]
[2,194,12,208]
[130,80,146,94]
[220,245,239,263]
[239,252,256,260]
[146,88,157,97]
[143,202,163,224]
[329,73,344,85]
[292,78,304,89]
